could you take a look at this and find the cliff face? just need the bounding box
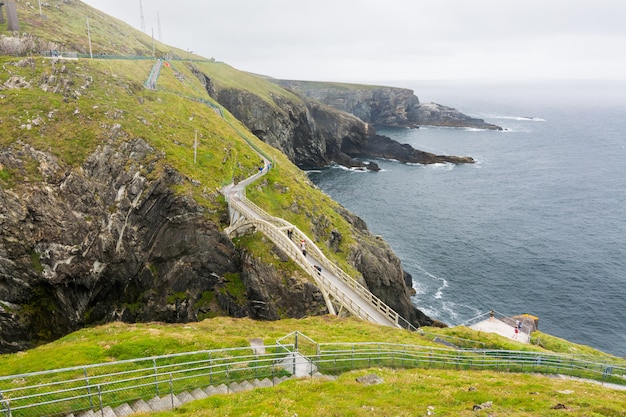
[197,81,376,170]
[274,80,502,130]
[194,66,475,169]
[0,137,338,353]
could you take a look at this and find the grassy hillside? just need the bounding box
[2,8,624,417]
[0,318,624,416]
[2,0,194,59]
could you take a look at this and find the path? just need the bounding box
[224,161,415,330]
[470,318,530,344]
[138,58,415,330]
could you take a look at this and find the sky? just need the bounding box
[81,0,626,83]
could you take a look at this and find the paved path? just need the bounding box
[223,157,408,328]
[470,318,530,344]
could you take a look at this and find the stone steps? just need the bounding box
[67,373,331,417]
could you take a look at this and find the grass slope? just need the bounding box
[0,318,624,416]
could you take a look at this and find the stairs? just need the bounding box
[66,374,332,417]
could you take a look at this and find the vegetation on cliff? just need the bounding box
[0,1,424,352]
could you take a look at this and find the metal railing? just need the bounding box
[227,196,412,329]
[1,336,624,417]
[229,191,418,331]
[0,344,294,417]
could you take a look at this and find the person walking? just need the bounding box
[300,239,306,257]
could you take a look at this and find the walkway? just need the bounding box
[223,161,415,330]
[470,318,530,344]
[138,59,415,330]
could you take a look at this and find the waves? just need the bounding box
[310,94,626,356]
[488,114,548,122]
[410,263,481,324]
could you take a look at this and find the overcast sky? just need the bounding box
[81,0,626,83]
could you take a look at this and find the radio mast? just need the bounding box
[139,0,146,32]
[157,11,163,42]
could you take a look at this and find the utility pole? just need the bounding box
[139,0,145,32]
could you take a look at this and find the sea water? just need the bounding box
[307,80,626,357]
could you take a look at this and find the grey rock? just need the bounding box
[356,373,384,386]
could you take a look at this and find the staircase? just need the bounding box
[66,374,334,417]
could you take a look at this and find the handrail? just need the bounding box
[227,201,398,327]
[1,339,623,417]
[233,191,417,331]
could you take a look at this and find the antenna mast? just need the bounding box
[157,11,163,42]
[139,0,146,32]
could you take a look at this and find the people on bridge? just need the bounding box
[287,229,293,240]
[314,265,322,275]
[300,239,306,257]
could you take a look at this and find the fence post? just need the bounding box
[208,352,213,386]
[169,374,174,410]
[352,345,355,369]
[153,359,160,396]
[97,385,103,417]
[84,367,94,409]
[3,399,10,417]
[0,392,10,417]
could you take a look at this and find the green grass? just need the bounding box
[149,367,626,417]
[193,61,302,110]
[1,317,622,376]
[0,318,623,416]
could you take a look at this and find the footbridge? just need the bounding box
[223,163,417,331]
[138,58,415,330]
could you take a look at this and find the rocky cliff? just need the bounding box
[274,80,502,130]
[0,57,433,353]
[193,65,476,169]
[1,134,429,353]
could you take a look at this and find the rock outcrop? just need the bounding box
[192,66,475,169]
[274,80,502,130]
[0,137,341,353]
[0,134,431,353]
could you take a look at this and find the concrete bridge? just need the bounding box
[223,162,417,330]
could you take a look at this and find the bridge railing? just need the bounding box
[234,193,417,330]
[228,198,396,325]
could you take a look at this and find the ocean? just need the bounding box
[307,80,626,357]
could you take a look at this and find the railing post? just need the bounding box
[84,367,94,409]
[272,363,276,386]
[208,352,213,386]
[352,345,355,369]
[153,358,160,396]
[97,385,103,417]
[169,374,174,410]
[0,392,11,417]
